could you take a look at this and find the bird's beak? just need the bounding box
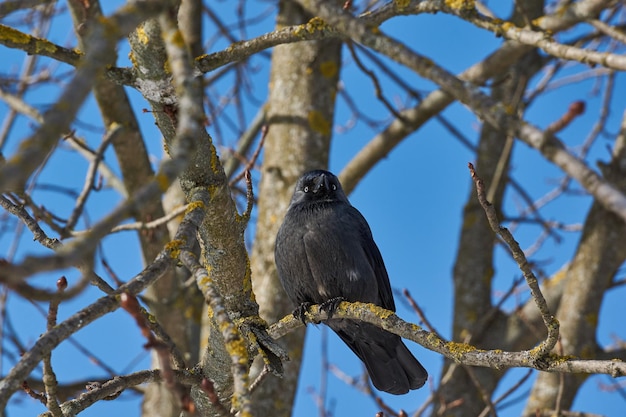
[312,174,329,193]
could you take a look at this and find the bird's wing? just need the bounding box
[348,208,396,312]
[275,215,318,306]
[301,223,338,304]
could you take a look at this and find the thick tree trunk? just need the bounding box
[249,1,342,415]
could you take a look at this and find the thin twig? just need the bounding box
[578,72,614,159]
[346,41,409,124]
[37,369,202,417]
[223,107,266,179]
[248,366,270,394]
[590,19,626,44]
[120,292,192,412]
[478,370,533,417]
[469,276,525,345]
[0,195,93,301]
[105,204,190,234]
[319,326,328,417]
[463,365,496,417]
[229,123,268,186]
[63,125,122,235]
[241,170,254,223]
[42,277,67,417]
[0,194,60,250]
[545,101,586,135]
[412,391,436,417]
[402,289,442,338]
[468,163,559,359]
[374,395,401,416]
[200,379,235,417]
[22,381,46,405]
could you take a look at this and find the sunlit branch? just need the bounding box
[346,41,408,123]
[195,20,342,74]
[0,154,183,282]
[71,204,190,235]
[590,19,626,44]
[339,0,613,196]
[0,88,126,192]
[269,302,626,377]
[0,24,81,66]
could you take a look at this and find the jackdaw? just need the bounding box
[275,169,427,395]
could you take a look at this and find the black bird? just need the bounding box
[275,170,427,395]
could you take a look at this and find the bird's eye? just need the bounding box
[331,184,337,191]
[303,186,309,192]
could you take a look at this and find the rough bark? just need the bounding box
[127,4,264,416]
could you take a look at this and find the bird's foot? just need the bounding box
[292,302,312,324]
[320,296,345,319]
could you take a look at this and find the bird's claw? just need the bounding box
[320,296,345,319]
[293,302,312,324]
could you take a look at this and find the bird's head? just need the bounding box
[289,170,349,206]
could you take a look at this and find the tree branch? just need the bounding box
[300,0,626,224]
[269,302,626,377]
[0,2,168,192]
[468,162,559,358]
[0,182,207,408]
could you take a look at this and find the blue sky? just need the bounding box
[1,1,625,416]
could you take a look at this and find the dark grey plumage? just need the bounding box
[275,170,427,395]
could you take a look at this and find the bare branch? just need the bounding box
[589,19,626,44]
[545,101,586,135]
[120,292,192,412]
[469,162,559,357]
[0,23,81,66]
[269,302,626,377]
[0,2,169,192]
[199,378,235,417]
[37,369,202,417]
[72,204,191,235]
[63,125,122,235]
[301,0,626,224]
[42,277,67,417]
[339,0,617,195]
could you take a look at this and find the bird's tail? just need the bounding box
[328,319,427,395]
